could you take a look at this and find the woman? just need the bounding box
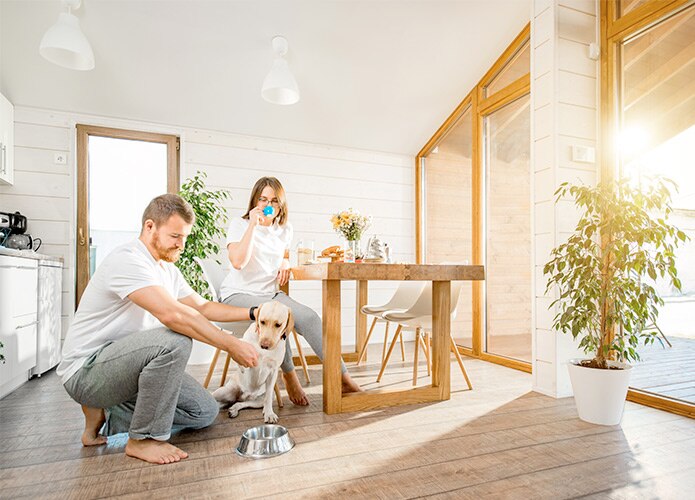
[220,177,361,405]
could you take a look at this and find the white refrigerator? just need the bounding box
[32,259,62,376]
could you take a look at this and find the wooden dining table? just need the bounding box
[287,262,485,414]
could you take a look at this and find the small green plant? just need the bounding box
[544,177,687,369]
[176,171,230,300]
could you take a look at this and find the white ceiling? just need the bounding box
[0,0,530,155]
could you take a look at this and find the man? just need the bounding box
[57,194,259,465]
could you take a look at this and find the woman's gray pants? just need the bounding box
[223,291,346,374]
[63,327,218,441]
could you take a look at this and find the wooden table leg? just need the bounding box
[431,280,451,399]
[356,280,368,361]
[322,279,342,414]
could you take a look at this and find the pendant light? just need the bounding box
[40,0,95,71]
[261,36,300,105]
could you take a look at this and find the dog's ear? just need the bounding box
[255,303,264,330]
[284,307,295,336]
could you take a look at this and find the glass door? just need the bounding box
[422,105,474,349]
[619,5,695,404]
[76,125,179,306]
[483,94,532,363]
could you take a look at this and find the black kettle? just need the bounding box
[0,211,27,234]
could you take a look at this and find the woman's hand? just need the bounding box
[277,259,291,286]
[248,207,265,227]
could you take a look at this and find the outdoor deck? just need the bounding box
[630,337,695,404]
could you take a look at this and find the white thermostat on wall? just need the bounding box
[571,145,596,164]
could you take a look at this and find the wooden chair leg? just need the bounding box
[274,381,284,408]
[357,317,378,365]
[412,328,420,386]
[203,348,221,389]
[399,327,406,362]
[381,321,390,364]
[417,333,430,378]
[220,353,232,387]
[450,335,472,390]
[292,330,311,384]
[376,325,402,382]
[424,332,431,376]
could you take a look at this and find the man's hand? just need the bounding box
[225,336,258,368]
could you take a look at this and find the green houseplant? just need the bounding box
[544,176,687,424]
[176,171,230,300]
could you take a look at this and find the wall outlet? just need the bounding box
[54,152,67,165]
[571,145,595,164]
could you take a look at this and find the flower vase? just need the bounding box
[344,238,361,263]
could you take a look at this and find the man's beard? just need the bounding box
[152,232,182,262]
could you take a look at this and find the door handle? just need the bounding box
[79,228,86,246]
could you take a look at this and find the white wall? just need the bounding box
[0,106,414,349]
[531,0,599,397]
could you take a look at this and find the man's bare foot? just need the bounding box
[282,370,309,406]
[125,438,189,465]
[81,405,107,447]
[342,372,363,394]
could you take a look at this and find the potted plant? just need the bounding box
[176,171,230,300]
[176,171,230,364]
[544,177,687,425]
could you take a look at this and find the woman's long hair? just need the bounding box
[242,177,288,226]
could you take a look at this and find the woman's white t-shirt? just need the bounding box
[219,217,293,300]
[56,239,194,384]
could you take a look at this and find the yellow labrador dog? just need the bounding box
[212,301,294,423]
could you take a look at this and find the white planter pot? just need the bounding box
[567,358,632,425]
[188,339,216,365]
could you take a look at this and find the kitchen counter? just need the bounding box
[0,246,63,264]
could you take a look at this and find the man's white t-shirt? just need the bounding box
[219,217,293,300]
[56,239,194,384]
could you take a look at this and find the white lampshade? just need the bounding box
[40,12,95,71]
[261,36,299,105]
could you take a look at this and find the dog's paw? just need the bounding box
[228,407,240,418]
[263,411,279,424]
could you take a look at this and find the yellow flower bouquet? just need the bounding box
[330,208,371,241]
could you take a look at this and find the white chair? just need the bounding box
[194,258,310,402]
[357,281,426,367]
[379,280,473,390]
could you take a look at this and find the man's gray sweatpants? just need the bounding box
[223,291,347,374]
[63,327,218,441]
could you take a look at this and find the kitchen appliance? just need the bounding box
[0,211,27,234]
[32,259,62,377]
[4,233,41,251]
[0,211,39,250]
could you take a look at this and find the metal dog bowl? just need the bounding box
[236,424,295,459]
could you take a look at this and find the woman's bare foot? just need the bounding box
[282,370,309,406]
[342,372,362,394]
[81,405,107,446]
[125,438,189,465]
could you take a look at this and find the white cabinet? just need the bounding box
[0,255,38,399]
[0,92,14,186]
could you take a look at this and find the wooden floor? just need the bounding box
[630,337,695,404]
[1,343,694,499]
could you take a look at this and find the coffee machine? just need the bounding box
[0,211,40,250]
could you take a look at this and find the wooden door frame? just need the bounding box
[601,0,695,418]
[415,24,531,372]
[75,124,180,307]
